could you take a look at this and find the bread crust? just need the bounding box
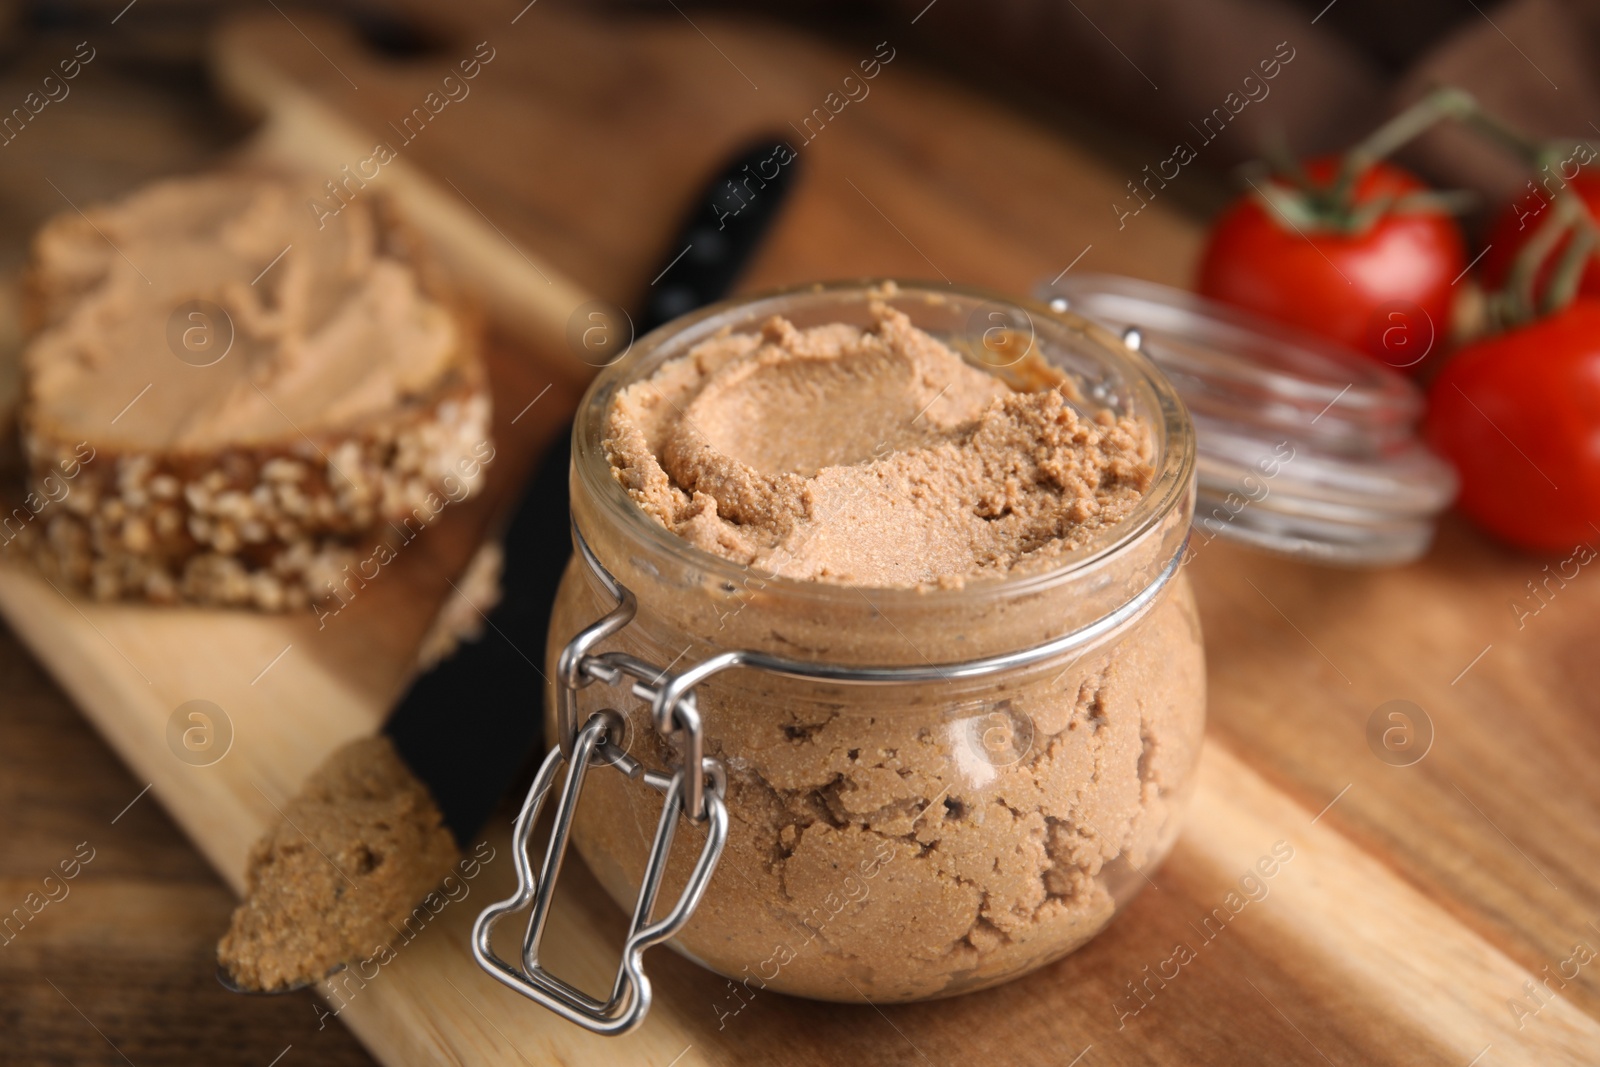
[12,173,494,611]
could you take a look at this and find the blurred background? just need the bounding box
[1,0,1594,275]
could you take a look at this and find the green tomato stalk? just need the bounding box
[1254,86,1477,235]
[1461,106,1600,330]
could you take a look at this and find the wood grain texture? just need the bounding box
[2,4,1597,1065]
[210,2,1201,304]
[0,623,376,1066]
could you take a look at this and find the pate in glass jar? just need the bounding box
[475,281,1204,1032]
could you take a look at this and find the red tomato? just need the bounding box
[1198,158,1466,373]
[1424,299,1600,553]
[1479,172,1600,303]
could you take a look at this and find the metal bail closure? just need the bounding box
[471,712,729,1036]
[473,520,1184,1035]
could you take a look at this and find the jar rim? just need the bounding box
[571,278,1196,611]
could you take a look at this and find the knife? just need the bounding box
[384,136,802,846]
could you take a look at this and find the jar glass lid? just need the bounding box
[1039,274,1457,567]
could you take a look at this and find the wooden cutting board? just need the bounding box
[2,3,1597,1064]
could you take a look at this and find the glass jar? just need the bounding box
[480,281,1204,1030]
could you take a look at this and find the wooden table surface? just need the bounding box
[3,4,1600,1065]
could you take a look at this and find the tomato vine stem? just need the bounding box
[1256,87,1477,235]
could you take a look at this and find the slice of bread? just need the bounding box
[13,171,492,610]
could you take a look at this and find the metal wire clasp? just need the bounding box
[470,527,730,1036]
[473,519,1187,1034]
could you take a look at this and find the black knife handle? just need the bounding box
[639,138,801,335]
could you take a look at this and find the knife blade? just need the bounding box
[384,136,802,846]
